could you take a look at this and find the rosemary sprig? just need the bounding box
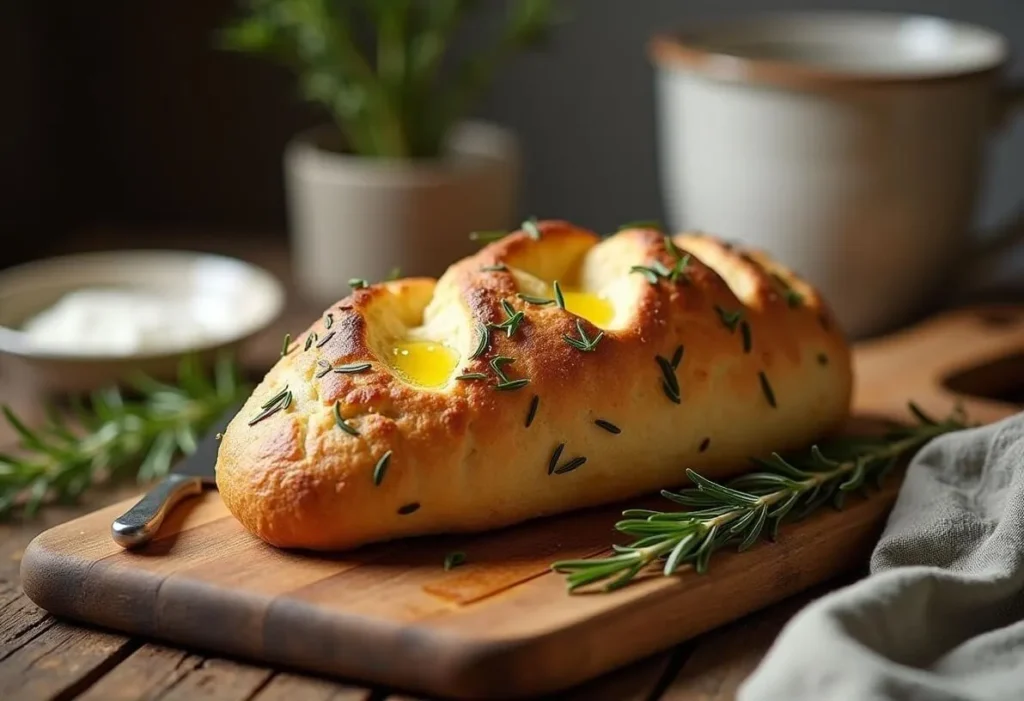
[563,319,604,352]
[0,354,250,518]
[491,300,525,338]
[551,403,967,593]
[489,356,530,392]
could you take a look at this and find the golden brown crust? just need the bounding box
[215,220,853,550]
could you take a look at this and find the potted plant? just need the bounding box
[220,0,557,302]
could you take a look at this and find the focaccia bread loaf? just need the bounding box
[215,220,852,550]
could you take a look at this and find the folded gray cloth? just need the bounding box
[739,412,1024,701]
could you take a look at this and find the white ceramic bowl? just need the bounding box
[0,250,286,394]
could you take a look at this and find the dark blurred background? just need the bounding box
[3,0,1023,269]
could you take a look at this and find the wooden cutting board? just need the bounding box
[20,305,1024,700]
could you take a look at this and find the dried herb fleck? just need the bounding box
[595,419,621,434]
[715,306,743,333]
[525,395,540,428]
[759,371,777,408]
[398,502,420,515]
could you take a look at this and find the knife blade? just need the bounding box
[111,404,240,548]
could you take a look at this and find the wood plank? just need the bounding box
[0,619,136,700]
[251,672,372,701]
[76,644,275,701]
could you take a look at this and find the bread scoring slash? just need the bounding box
[215,220,852,550]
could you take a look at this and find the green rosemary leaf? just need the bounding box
[517,293,556,306]
[554,456,587,475]
[629,265,660,285]
[663,533,700,576]
[470,321,490,360]
[664,235,682,260]
[758,371,777,408]
[444,552,467,570]
[495,378,530,392]
[525,395,540,428]
[741,321,752,353]
[839,458,868,492]
[373,451,392,486]
[469,230,507,244]
[334,362,372,374]
[315,360,333,379]
[315,331,335,348]
[671,345,684,369]
[669,253,692,283]
[333,402,359,436]
[521,216,542,240]
[618,220,663,232]
[594,419,621,434]
[685,469,760,506]
[280,333,292,357]
[553,280,566,310]
[563,319,604,352]
[715,305,743,332]
[398,502,420,515]
[348,278,369,290]
[738,505,768,551]
[304,333,317,351]
[480,263,508,272]
[548,443,565,475]
[501,299,515,317]
[324,313,334,329]
[456,373,489,381]
[260,387,289,410]
[662,380,681,404]
[489,356,515,382]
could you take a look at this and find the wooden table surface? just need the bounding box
[0,228,863,701]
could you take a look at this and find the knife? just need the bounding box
[111,405,240,549]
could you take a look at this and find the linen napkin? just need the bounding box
[739,411,1024,701]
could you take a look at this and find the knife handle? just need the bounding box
[111,473,204,549]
